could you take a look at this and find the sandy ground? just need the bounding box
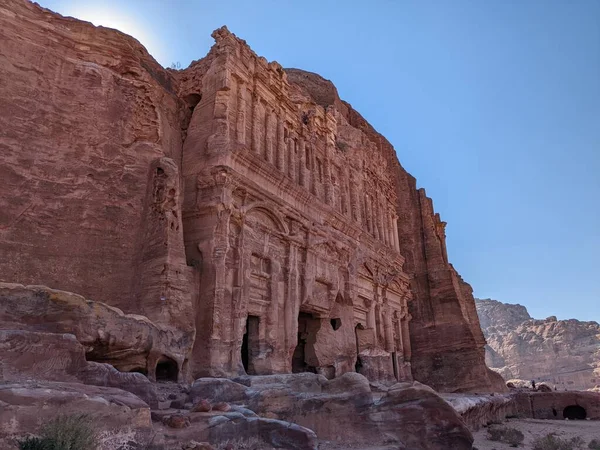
[473,418,599,449]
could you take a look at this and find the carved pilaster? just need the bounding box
[236,83,246,145]
[298,138,306,188]
[265,109,275,163]
[276,116,285,171]
[251,92,261,154]
[287,134,296,182]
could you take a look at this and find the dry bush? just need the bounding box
[588,439,600,450]
[487,425,525,447]
[215,437,268,450]
[18,415,98,450]
[532,433,586,450]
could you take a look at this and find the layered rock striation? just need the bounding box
[0,0,502,393]
[476,298,600,391]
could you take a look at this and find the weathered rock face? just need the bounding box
[0,283,192,381]
[188,372,474,450]
[0,0,499,393]
[0,381,152,448]
[0,0,194,340]
[476,298,600,391]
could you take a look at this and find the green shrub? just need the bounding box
[18,437,54,450]
[18,415,98,450]
[487,426,525,447]
[532,433,584,450]
[588,439,600,450]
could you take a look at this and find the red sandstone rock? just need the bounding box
[212,402,231,412]
[187,372,474,449]
[0,0,194,344]
[477,298,600,391]
[0,0,499,394]
[0,381,151,447]
[0,283,190,381]
[191,399,212,412]
[162,414,190,429]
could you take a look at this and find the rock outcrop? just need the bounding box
[188,372,474,449]
[0,283,191,381]
[0,381,153,449]
[0,0,502,394]
[476,298,600,391]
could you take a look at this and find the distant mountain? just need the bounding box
[475,298,600,391]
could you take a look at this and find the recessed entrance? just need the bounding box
[355,323,365,373]
[156,357,178,382]
[563,405,586,420]
[242,315,260,374]
[292,312,318,373]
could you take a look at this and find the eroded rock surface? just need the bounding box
[189,372,474,449]
[0,283,191,382]
[0,0,500,394]
[0,381,152,448]
[476,298,600,391]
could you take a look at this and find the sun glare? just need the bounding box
[66,5,165,65]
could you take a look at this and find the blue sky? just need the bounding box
[39,0,600,323]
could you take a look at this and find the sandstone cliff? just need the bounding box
[476,298,600,391]
[0,0,503,393]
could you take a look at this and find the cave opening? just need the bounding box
[242,315,260,374]
[563,405,586,420]
[156,357,178,382]
[292,312,318,374]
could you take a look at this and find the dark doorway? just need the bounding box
[563,405,587,420]
[156,357,178,382]
[242,316,260,374]
[292,312,318,373]
[355,323,365,373]
[392,352,399,380]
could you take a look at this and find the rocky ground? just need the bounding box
[476,298,600,391]
[473,418,600,450]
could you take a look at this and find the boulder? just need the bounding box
[78,361,159,408]
[190,378,250,404]
[0,381,151,445]
[0,283,190,381]
[0,330,86,382]
[191,372,473,449]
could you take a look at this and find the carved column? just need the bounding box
[324,153,333,205]
[366,298,376,330]
[251,93,261,154]
[400,305,412,361]
[236,84,246,145]
[276,116,285,172]
[298,138,306,188]
[285,239,301,359]
[378,195,385,243]
[393,216,400,251]
[265,110,275,163]
[387,211,394,248]
[394,312,404,358]
[268,260,282,346]
[365,193,372,234]
[383,303,394,353]
[288,134,296,182]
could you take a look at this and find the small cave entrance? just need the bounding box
[292,312,318,374]
[354,323,365,373]
[242,315,260,375]
[156,357,178,382]
[392,351,399,381]
[563,405,587,420]
[330,318,342,331]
